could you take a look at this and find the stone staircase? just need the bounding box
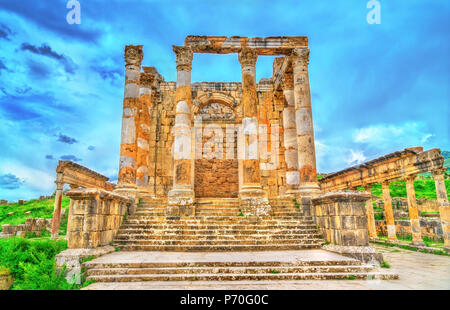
[82,197,397,284]
[83,250,398,283]
[113,197,324,251]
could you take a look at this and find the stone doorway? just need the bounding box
[194,102,239,198]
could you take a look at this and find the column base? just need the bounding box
[114,184,138,215]
[167,186,195,217]
[283,187,301,198]
[297,183,321,197]
[239,185,272,217]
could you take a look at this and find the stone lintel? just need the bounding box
[66,188,133,205]
[56,160,115,191]
[184,36,308,55]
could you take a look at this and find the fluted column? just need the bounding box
[50,172,64,239]
[135,72,154,195]
[404,175,425,246]
[432,168,449,251]
[167,46,195,212]
[363,183,377,239]
[238,48,270,216]
[291,48,319,195]
[117,45,143,192]
[381,180,397,241]
[282,68,300,196]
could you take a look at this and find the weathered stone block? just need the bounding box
[67,215,84,232]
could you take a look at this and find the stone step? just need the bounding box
[119,224,317,230]
[124,218,315,225]
[87,272,396,282]
[87,265,373,276]
[114,244,323,251]
[117,228,320,235]
[114,233,322,240]
[83,258,362,269]
[113,239,321,246]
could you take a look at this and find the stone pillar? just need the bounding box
[282,68,300,196]
[167,46,195,215]
[381,180,397,241]
[432,168,449,251]
[238,48,270,216]
[363,183,377,239]
[117,45,143,194]
[404,175,425,246]
[50,172,64,239]
[291,48,319,195]
[312,191,383,264]
[135,72,154,195]
[433,168,448,204]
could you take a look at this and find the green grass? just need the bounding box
[0,237,83,290]
[0,196,70,233]
[420,211,440,216]
[369,179,450,201]
[380,261,391,268]
[268,269,280,274]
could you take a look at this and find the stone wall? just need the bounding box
[312,191,383,263]
[375,219,443,241]
[0,218,53,238]
[195,159,238,197]
[66,188,133,249]
[312,191,370,246]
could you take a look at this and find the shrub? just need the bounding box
[380,261,391,268]
[0,237,78,290]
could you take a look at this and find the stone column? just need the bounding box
[117,45,143,194]
[237,48,270,216]
[363,183,377,239]
[291,48,320,195]
[167,46,195,215]
[282,68,300,196]
[433,168,448,204]
[381,180,397,241]
[404,175,425,246]
[135,72,154,195]
[50,172,64,239]
[432,168,449,251]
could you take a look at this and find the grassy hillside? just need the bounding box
[0,196,70,233]
[369,179,450,200]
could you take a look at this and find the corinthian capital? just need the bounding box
[124,45,144,67]
[173,46,193,71]
[238,48,257,67]
[291,48,310,67]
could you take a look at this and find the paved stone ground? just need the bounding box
[83,245,450,290]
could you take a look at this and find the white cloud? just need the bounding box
[345,149,366,166]
[353,122,433,149]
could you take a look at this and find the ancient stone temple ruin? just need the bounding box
[54,36,448,284]
[116,36,320,214]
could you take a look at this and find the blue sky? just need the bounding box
[0,0,448,201]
